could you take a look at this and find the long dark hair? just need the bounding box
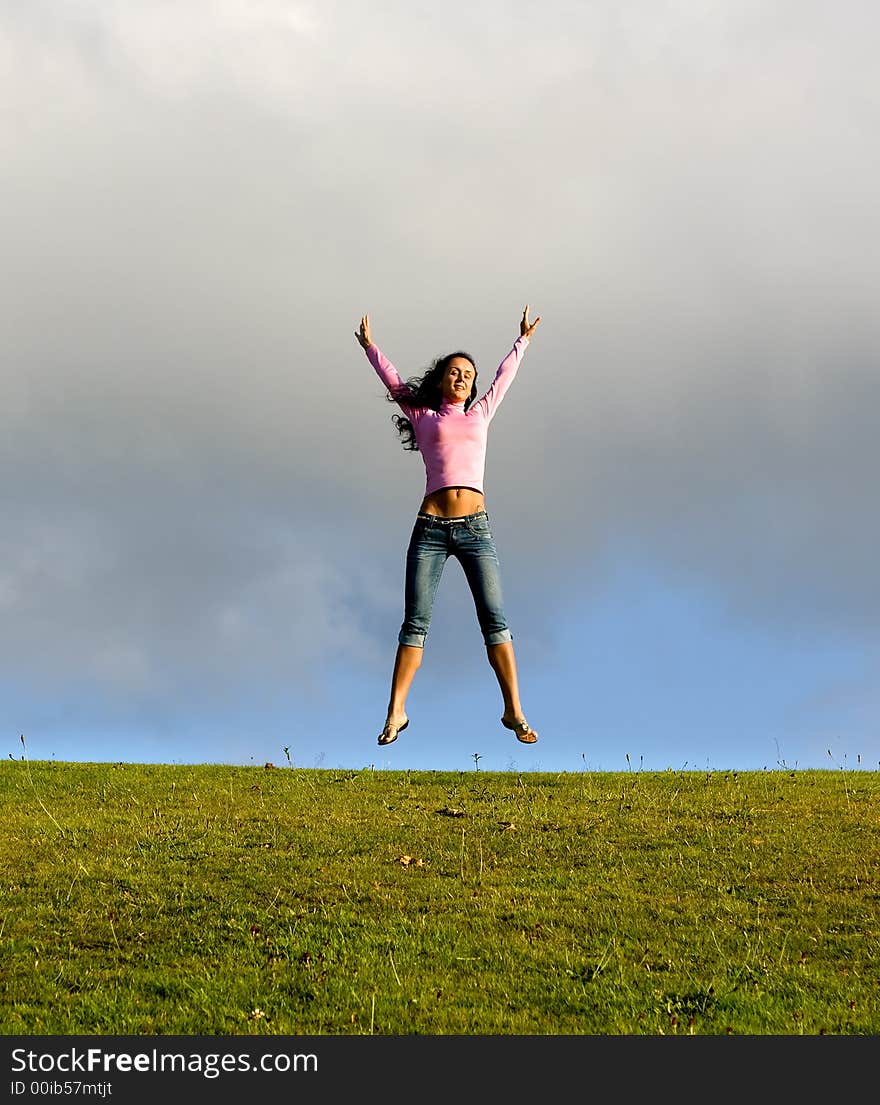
[386,351,478,452]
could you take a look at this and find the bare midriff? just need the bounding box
[419,486,486,518]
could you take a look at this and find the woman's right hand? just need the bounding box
[520,304,541,340]
[355,314,373,350]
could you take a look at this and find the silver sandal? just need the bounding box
[378,717,409,746]
[502,716,538,744]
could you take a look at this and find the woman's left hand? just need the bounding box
[520,304,541,339]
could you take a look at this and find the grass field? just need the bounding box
[2,759,878,1035]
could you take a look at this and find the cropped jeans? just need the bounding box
[398,510,513,648]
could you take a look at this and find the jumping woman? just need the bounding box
[355,305,542,748]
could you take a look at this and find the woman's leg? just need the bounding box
[380,517,446,743]
[486,640,524,723]
[457,515,538,742]
[488,641,537,742]
[384,644,423,733]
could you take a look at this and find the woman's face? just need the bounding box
[439,357,476,404]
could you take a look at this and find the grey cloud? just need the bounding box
[2,1,879,729]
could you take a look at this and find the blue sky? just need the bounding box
[3,1,878,774]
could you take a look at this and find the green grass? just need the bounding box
[2,760,878,1035]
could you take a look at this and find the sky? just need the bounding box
[2,1,879,774]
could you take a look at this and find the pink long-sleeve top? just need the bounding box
[366,336,529,496]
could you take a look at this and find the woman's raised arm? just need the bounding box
[357,313,413,410]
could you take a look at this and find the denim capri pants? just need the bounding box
[398,510,513,648]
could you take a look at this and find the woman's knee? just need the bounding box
[481,624,513,647]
